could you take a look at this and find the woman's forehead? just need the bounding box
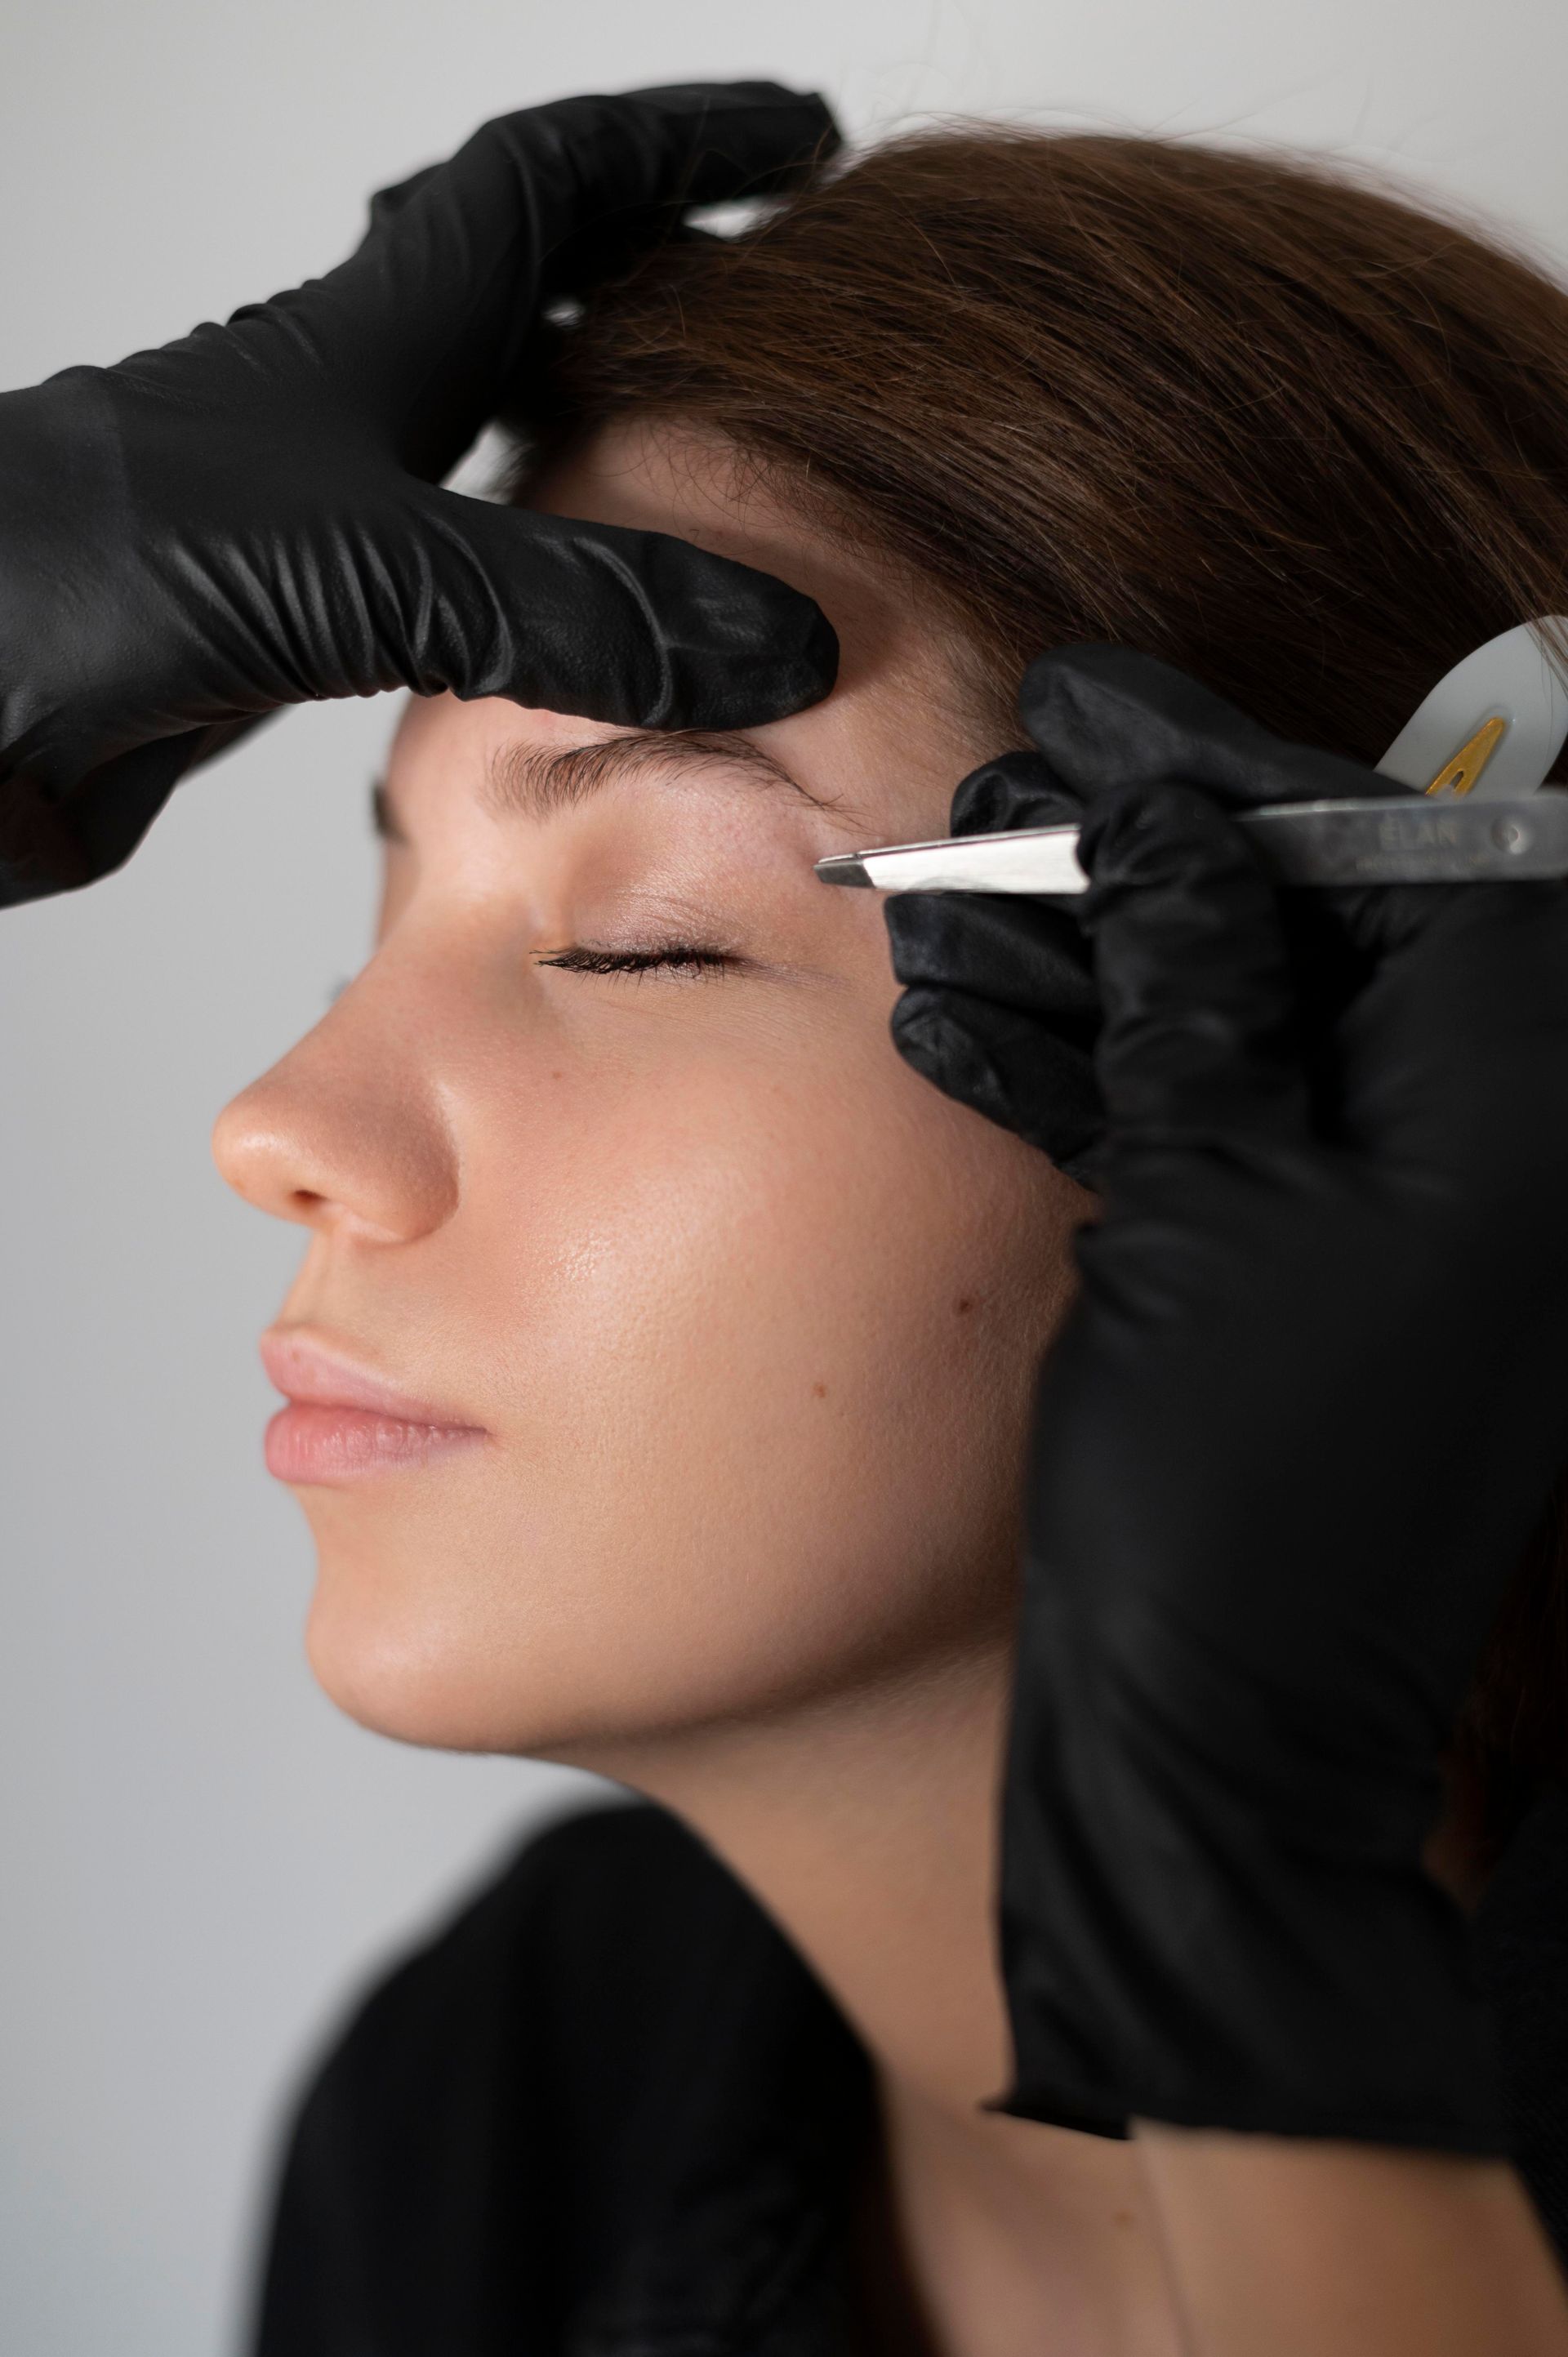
[527,416,849,591]
[527,417,963,700]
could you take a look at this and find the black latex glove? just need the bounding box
[898,647,1568,2148]
[887,650,1409,1181]
[0,82,840,908]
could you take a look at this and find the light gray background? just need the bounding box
[3,3,1567,2352]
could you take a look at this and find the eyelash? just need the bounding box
[534,942,737,980]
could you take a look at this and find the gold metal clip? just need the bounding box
[1424,715,1507,798]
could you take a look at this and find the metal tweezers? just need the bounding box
[817,622,1568,895]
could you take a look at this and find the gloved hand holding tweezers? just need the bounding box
[0,82,840,910]
[889,646,1568,2147]
[881,632,1568,1178]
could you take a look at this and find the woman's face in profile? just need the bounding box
[212,422,1085,1758]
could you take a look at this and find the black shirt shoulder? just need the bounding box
[251,1801,871,2357]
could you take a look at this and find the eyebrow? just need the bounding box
[483,728,835,823]
[371,728,847,847]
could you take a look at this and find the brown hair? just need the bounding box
[510,126,1568,1856]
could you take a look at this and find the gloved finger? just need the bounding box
[362,488,839,728]
[891,985,1105,1176]
[884,890,1101,1174]
[514,82,840,296]
[1018,644,1377,813]
[1021,642,1465,972]
[272,83,839,474]
[949,746,1085,835]
[885,889,1097,1018]
[889,745,1092,1013]
[884,748,1098,1164]
[1080,779,1313,1147]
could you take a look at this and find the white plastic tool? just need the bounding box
[1377,618,1568,800]
[815,619,1568,894]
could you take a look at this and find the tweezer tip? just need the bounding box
[814,854,874,887]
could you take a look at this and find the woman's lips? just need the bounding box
[260,1331,487,1486]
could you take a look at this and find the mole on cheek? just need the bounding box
[955,1297,974,1317]
[812,1381,829,1400]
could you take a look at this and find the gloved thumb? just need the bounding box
[885,748,1104,1173]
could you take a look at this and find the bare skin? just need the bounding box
[1134,2132,1568,2357]
[216,417,1568,2354]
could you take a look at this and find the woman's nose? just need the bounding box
[212,975,459,1243]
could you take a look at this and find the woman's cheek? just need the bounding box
[300,973,1078,1749]
[461,1000,1056,1516]
[461,1019,877,1421]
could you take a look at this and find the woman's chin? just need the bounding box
[300,1560,704,1759]
[301,1576,544,1753]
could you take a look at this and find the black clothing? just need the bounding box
[253,1787,1568,2356]
[254,1805,875,2356]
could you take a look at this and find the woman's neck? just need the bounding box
[585,1642,1187,2357]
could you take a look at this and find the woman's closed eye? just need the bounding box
[534,942,741,980]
